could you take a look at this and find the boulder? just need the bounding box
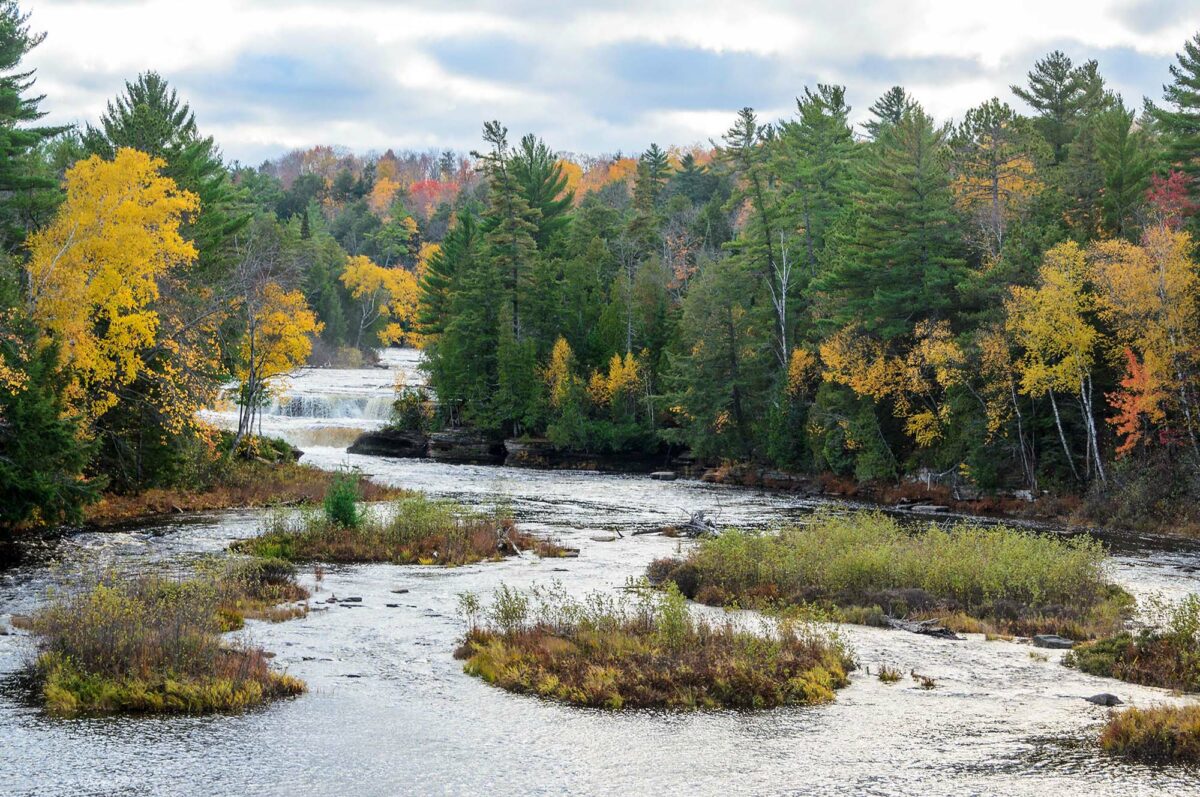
[429,429,506,464]
[348,428,429,458]
[1032,634,1076,649]
[1085,693,1123,706]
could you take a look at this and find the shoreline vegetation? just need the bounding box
[648,511,1131,640]
[233,474,567,565]
[81,436,402,528]
[1100,705,1200,763]
[454,582,855,709]
[18,559,310,716]
[1065,595,1200,692]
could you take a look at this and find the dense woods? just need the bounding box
[4,0,1200,533]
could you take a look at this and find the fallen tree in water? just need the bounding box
[454,581,855,710]
[647,511,1132,640]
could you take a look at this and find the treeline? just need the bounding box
[415,37,1200,528]
[4,0,1200,533]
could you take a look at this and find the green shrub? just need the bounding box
[1065,595,1200,691]
[323,472,362,528]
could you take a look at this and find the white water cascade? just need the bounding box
[201,347,426,448]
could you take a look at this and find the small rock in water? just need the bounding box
[1085,693,1123,706]
[649,471,678,481]
[391,588,410,594]
[1032,634,1075,649]
[342,596,363,603]
[386,603,400,608]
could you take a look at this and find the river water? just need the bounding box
[2,349,1199,796]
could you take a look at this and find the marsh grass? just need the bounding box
[877,664,902,683]
[26,565,307,716]
[1100,705,1200,763]
[234,494,564,565]
[650,511,1129,638]
[1065,595,1200,691]
[454,582,856,710]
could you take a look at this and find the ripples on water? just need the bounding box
[3,349,1199,797]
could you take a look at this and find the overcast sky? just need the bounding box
[23,0,1200,165]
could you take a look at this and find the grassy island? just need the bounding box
[1100,705,1200,763]
[454,583,855,710]
[233,476,564,565]
[649,512,1130,639]
[1065,595,1200,691]
[22,561,309,716]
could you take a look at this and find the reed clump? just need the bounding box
[649,511,1130,639]
[454,582,855,710]
[1065,595,1200,691]
[1100,705,1200,763]
[26,567,306,716]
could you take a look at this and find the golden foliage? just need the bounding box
[340,255,421,347]
[237,283,321,390]
[25,148,199,422]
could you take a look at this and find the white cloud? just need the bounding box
[21,0,1200,161]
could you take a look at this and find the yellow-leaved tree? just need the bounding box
[235,283,322,441]
[1088,226,1200,454]
[25,148,199,424]
[1005,241,1103,484]
[339,255,420,348]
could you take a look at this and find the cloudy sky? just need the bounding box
[23,0,1200,164]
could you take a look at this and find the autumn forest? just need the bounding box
[4,2,1200,536]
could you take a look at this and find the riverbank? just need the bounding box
[83,457,403,528]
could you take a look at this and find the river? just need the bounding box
[2,349,1199,796]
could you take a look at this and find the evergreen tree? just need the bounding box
[863,86,915,139]
[0,310,97,531]
[509,132,572,250]
[1011,51,1098,164]
[1095,102,1153,238]
[778,84,858,274]
[816,104,965,340]
[475,121,539,340]
[1150,31,1200,219]
[0,1,65,251]
[84,71,247,276]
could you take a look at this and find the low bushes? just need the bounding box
[649,511,1130,638]
[234,485,564,565]
[1065,595,1200,691]
[25,566,307,716]
[1100,705,1200,763]
[454,582,855,710]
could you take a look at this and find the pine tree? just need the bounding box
[863,86,915,139]
[84,72,247,277]
[475,121,539,341]
[509,132,572,251]
[1095,103,1153,238]
[778,84,858,273]
[0,1,65,251]
[817,104,965,340]
[1011,51,1099,164]
[1150,32,1200,218]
